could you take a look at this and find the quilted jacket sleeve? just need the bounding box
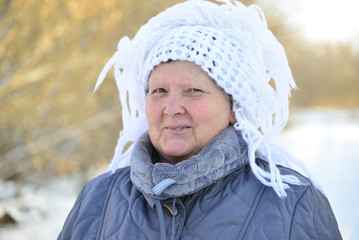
[289,186,342,240]
[57,170,121,240]
[57,186,86,240]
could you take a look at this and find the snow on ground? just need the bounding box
[0,108,358,239]
[0,175,80,240]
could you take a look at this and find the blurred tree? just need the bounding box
[0,0,202,182]
[289,42,359,107]
[0,0,357,184]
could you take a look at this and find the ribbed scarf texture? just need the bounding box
[130,126,248,198]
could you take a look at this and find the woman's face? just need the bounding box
[146,61,236,164]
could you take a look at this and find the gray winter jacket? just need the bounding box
[58,127,342,239]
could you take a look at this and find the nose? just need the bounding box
[164,93,185,117]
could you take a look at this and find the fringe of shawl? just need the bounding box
[93,0,322,198]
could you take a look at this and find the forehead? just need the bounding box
[148,61,214,85]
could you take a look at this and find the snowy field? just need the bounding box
[0,108,358,239]
[0,174,85,240]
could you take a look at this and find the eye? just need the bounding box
[185,88,203,96]
[189,88,202,93]
[152,88,167,94]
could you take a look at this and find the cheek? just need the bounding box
[146,99,160,143]
[188,99,213,122]
[146,98,161,123]
[191,98,231,126]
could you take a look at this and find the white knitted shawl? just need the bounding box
[94,0,320,198]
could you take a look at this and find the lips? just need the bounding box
[170,127,188,130]
[165,125,191,132]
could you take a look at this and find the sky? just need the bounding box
[298,0,359,43]
[261,0,359,47]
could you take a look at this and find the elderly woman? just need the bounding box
[58,0,341,239]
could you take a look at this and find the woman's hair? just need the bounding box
[94,0,321,198]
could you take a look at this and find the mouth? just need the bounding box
[165,125,191,132]
[170,127,188,130]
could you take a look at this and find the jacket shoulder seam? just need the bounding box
[237,183,266,238]
[288,185,311,238]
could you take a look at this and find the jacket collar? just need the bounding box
[130,126,248,203]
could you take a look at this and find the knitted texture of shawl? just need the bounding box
[94,0,320,198]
